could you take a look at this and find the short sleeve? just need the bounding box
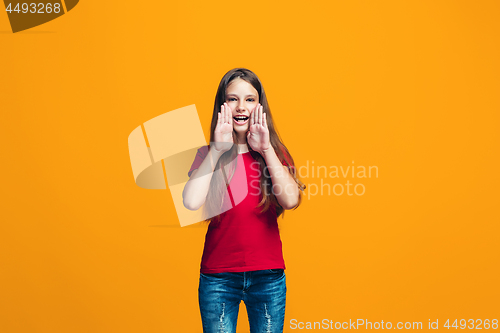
[280,146,292,168]
[188,145,209,177]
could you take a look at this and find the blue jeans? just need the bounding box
[199,269,287,333]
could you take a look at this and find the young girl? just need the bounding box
[182,68,305,333]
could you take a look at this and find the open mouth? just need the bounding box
[233,115,249,125]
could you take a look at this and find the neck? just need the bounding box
[235,132,247,145]
[236,144,249,154]
[234,132,249,153]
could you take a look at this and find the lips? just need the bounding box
[233,115,249,125]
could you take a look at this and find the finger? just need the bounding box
[263,111,267,128]
[218,106,222,125]
[259,105,263,125]
[226,103,231,124]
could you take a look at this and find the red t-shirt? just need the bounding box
[188,146,286,274]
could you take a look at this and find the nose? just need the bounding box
[236,100,247,112]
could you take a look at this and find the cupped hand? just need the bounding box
[246,104,270,154]
[213,103,234,153]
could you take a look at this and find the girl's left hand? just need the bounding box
[246,104,270,154]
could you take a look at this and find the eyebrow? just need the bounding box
[226,94,257,98]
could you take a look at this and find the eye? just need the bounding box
[228,98,237,102]
[247,98,255,102]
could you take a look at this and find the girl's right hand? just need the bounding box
[213,103,234,153]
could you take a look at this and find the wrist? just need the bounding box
[211,142,232,154]
[260,145,274,157]
[210,145,225,160]
[209,146,224,169]
[211,145,223,153]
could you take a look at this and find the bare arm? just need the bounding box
[182,103,234,211]
[262,146,300,210]
[182,147,224,211]
[247,104,300,210]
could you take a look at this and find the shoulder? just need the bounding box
[197,145,209,157]
[188,145,210,177]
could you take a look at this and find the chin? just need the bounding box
[234,125,249,134]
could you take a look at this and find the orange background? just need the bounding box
[1,1,499,332]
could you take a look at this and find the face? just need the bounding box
[225,78,259,133]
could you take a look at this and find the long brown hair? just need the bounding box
[204,68,305,224]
